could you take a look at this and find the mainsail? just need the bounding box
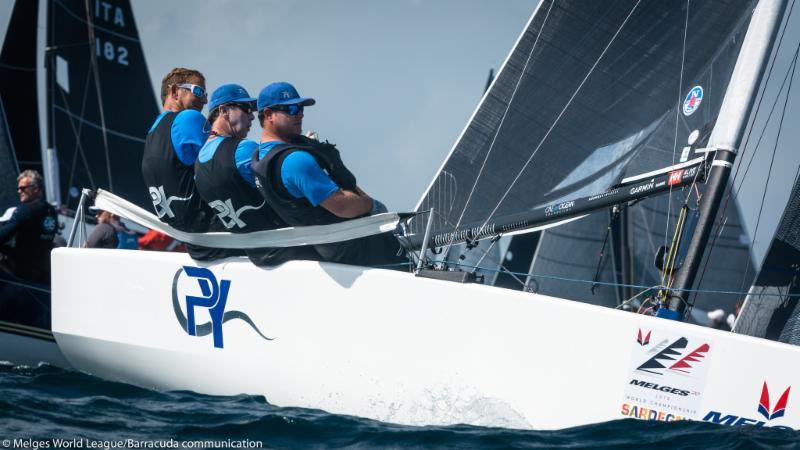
[0,0,41,175]
[47,0,157,209]
[413,0,758,243]
[411,0,761,314]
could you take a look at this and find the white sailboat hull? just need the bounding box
[52,247,800,430]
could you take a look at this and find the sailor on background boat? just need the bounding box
[0,170,57,283]
[252,82,405,267]
[194,83,319,266]
[84,209,138,250]
[141,67,242,261]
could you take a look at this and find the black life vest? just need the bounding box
[8,198,57,282]
[252,137,404,267]
[141,111,210,232]
[251,136,359,227]
[194,137,280,232]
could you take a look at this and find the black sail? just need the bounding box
[735,173,800,342]
[0,0,42,175]
[413,0,757,244]
[412,0,759,312]
[0,98,19,210]
[47,0,158,209]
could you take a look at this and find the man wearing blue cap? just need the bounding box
[251,82,405,267]
[194,84,319,265]
[141,68,241,260]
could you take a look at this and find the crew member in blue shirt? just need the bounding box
[194,83,319,265]
[141,67,240,260]
[251,82,405,267]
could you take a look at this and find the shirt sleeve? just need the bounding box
[0,205,29,245]
[281,151,340,206]
[171,110,210,165]
[234,140,260,187]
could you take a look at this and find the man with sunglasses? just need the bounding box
[141,68,239,260]
[0,170,58,282]
[251,82,404,267]
[194,84,318,265]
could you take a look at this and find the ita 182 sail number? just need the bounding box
[95,38,128,66]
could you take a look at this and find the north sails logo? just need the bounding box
[683,86,703,116]
[149,185,191,219]
[636,337,710,375]
[172,266,273,348]
[208,198,266,229]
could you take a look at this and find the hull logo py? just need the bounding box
[172,266,273,348]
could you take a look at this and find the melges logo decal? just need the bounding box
[637,328,651,346]
[622,328,713,420]
[172,266,273,349]
[703,381,793,429]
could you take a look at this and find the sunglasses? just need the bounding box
[176,83,207,99]
[269,104,304,116]
[229,103,254,115]
[17,184,35,192]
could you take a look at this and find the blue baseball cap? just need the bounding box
[257,82,316,111]
[208,83,257,111]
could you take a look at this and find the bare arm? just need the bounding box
[320,189,373,218]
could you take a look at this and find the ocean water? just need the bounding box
[1,363,799,450]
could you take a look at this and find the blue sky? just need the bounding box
[131,0,538,211]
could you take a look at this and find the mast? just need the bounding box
[664,0,788,319]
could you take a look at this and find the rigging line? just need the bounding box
[694,42,800,303]
[738,48,797,296]
[440,0,556,258]
[710,0,797,246]
[456,235,530,290]
[731,43,800,199]
[447,261,800,298]
[470,236,500,273]
[475,0,643,238]
[59,48,100,192]
[57,78,97,191]
[84,0,114,192]
[664,0,692,271]
[693,40,800,301]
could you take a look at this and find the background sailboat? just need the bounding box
[0,0,157,364]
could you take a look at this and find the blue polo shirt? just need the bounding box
[149,109,209,165]
[198,136,259,184]
[256,142,339,206]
